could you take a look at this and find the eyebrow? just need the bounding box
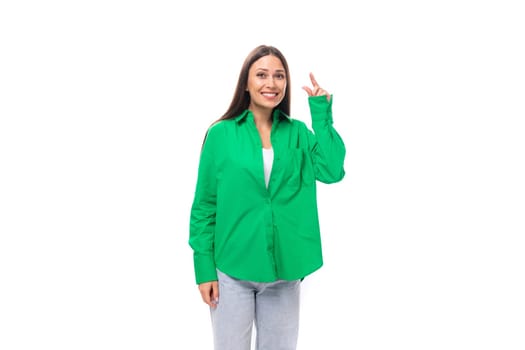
[256,68,286,73]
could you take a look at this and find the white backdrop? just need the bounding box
[1,1,524,349]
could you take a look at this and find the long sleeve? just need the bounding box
[189,125,219,284]
[308,95,346,183]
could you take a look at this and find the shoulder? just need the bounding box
[286,118,310,134]
[289,118,307,128]
[203,119,238,146]
[206,119,233,136]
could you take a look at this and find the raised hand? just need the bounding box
[302,72,331,101]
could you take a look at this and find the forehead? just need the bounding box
[250,55,285,71]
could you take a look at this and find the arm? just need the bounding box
[189,125,220,285]
[303,73,346,183]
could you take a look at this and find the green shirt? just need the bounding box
[189,95,346,284]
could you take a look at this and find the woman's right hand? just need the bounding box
[198,281,219,308]
[302,72,331,101]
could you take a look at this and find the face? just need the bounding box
[246,55,287,113]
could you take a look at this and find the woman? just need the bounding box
[189,44,346,350]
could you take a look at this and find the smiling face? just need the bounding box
[246,54,287,115]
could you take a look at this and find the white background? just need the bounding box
[1,0,524,349]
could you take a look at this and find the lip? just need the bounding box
[261,92,278,98]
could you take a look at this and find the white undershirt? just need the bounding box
[262,147,274,188]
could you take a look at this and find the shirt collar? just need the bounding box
[234,109,292,124]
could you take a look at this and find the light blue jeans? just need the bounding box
[211,270,301,350]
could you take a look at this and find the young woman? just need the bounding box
[189,44,346,350]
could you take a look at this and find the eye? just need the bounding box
[275,73,285,80]
[257,72,267,78]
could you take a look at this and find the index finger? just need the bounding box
[309,72,320,88]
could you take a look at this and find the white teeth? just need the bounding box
[262,93,277,97]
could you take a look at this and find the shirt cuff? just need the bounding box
[309,95,333,126]
[194,254,218,284]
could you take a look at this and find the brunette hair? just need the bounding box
[218,45,291,121]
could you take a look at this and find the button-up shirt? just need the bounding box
[189,95,346,283]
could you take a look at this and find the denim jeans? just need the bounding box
[211,269,301,350]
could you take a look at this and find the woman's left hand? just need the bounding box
[302,72,331,102]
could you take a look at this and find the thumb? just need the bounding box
[212,281,219,303]
[302,86,313,96]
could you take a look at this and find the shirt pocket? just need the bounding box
[283,149,315,188]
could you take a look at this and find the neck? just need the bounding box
[251,109,273,128]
